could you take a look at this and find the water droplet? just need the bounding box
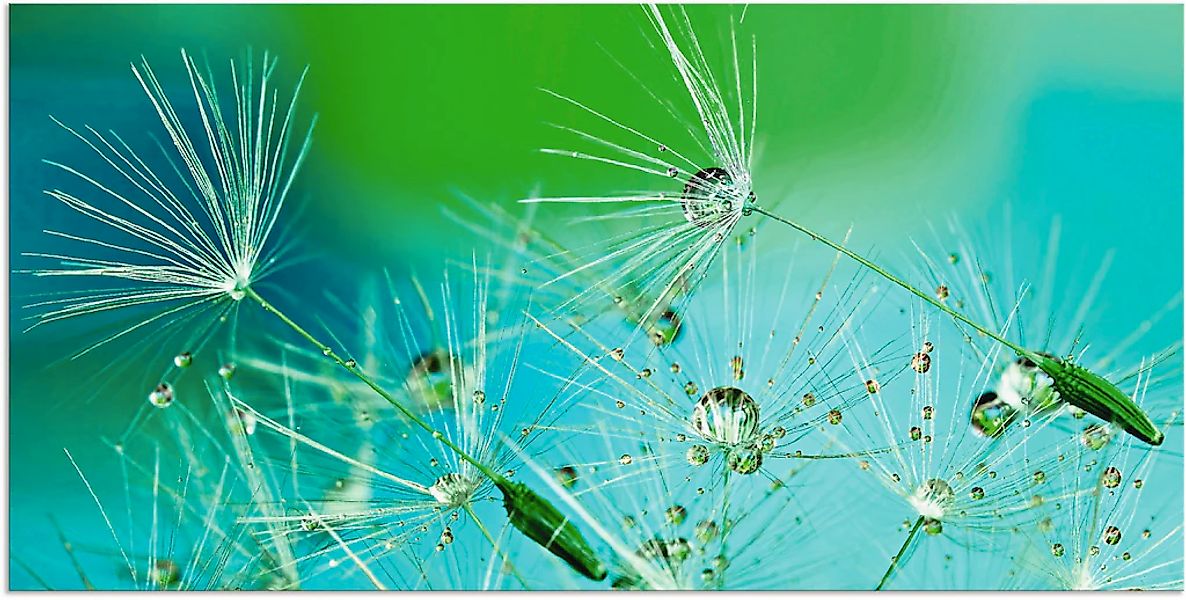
[658,144,668,152]
[639,368,653,379]
[922,406,934,420]
[150,559,182,587]
[686,444,710,466]
[970,391,1016,438]
[935,285,950,301]
[1133,479,1143,489]
[695,520,719,543]
[802,392,817,407]
[344,358,357,369]
[679,167,752,227]
[473,390,486,405]
[1089,545,1101,556]
[218,363,236,381]
[1142,529,1151,539]
[911,353,931,374]
[909,426,922,441]
[725,448,762,475]
[1102,466,1122,489]
[666,166,679,178]
[827,409,843,425]
[440,527,455,545]
[670,362,682,373]
[1104,526,1122,545]
[619,454,633,466]
[970,486,985,500]
[229,289,246,301]
[923,341,935,353]
[691,387,760,446]
[1122,552,1132,561]
[865,379,880,394]
[611,348,625,361]
[730,356,744,380]
[1033,470,1046,485]
[1082,424,1112,450]
[1052,543,1065,557]
[429,473,480,507]
[552,467,576,490]
[771,426,787,439]
[923,518,943,536]
[665,505,687,525]
[684,382,699,396]
[675,433,687,442]
[148,383,174,408]
[173,352,192,368]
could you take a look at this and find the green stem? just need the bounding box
[464,504,530,589]
[876,516,923,591]
[751,207,1032,358]
[243,287,503,484]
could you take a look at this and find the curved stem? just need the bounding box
[243,287,502,484]
[751,207,1032,358]
[876,516,923,591]
[464,504,530,590]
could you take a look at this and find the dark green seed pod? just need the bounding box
[1034,355,1163,446]
[495,478,608,581]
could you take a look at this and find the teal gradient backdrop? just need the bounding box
[9,4,1182,589]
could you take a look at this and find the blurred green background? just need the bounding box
[9,4,1183,589]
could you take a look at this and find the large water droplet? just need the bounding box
[691,387,760,446]
[429,473,480,507]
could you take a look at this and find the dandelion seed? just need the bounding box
[27,50,314,364]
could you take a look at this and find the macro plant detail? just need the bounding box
[11,3,1182,592]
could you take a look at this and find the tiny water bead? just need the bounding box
[730,356,745,380]
[666,166,680,178]
[620,454,634,466]
[1101,466,1122,489]
[148,383,174,408]
[686,444,710,466]
[1081,424,1112,450]
[1032,470,1047,485]
[827,409,843,425]
[647,310,683,346]
[922,406,934,420]
[665,505,687,525]
[1103,526,1122,545]
[802,392,817,407]
[680,167,755,227]
[911,352,931,374]
[150,559,182,587]
[555,466,579,488]
[1052,543,1065,557]
[429,473,480,507]
[923,341,935,353]
[909,427,922,441]
[935,285,949,301]
[173,352,192,368]
[344,358,357,369]
[691,387,760,446]
[218,363,236,380]
[970,487,985,501]
[440,527,455,545]
[695,520,719,543]
[923,518,943,536]
[865,379,880,394]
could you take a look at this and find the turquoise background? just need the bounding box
[9,4,1182,589]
